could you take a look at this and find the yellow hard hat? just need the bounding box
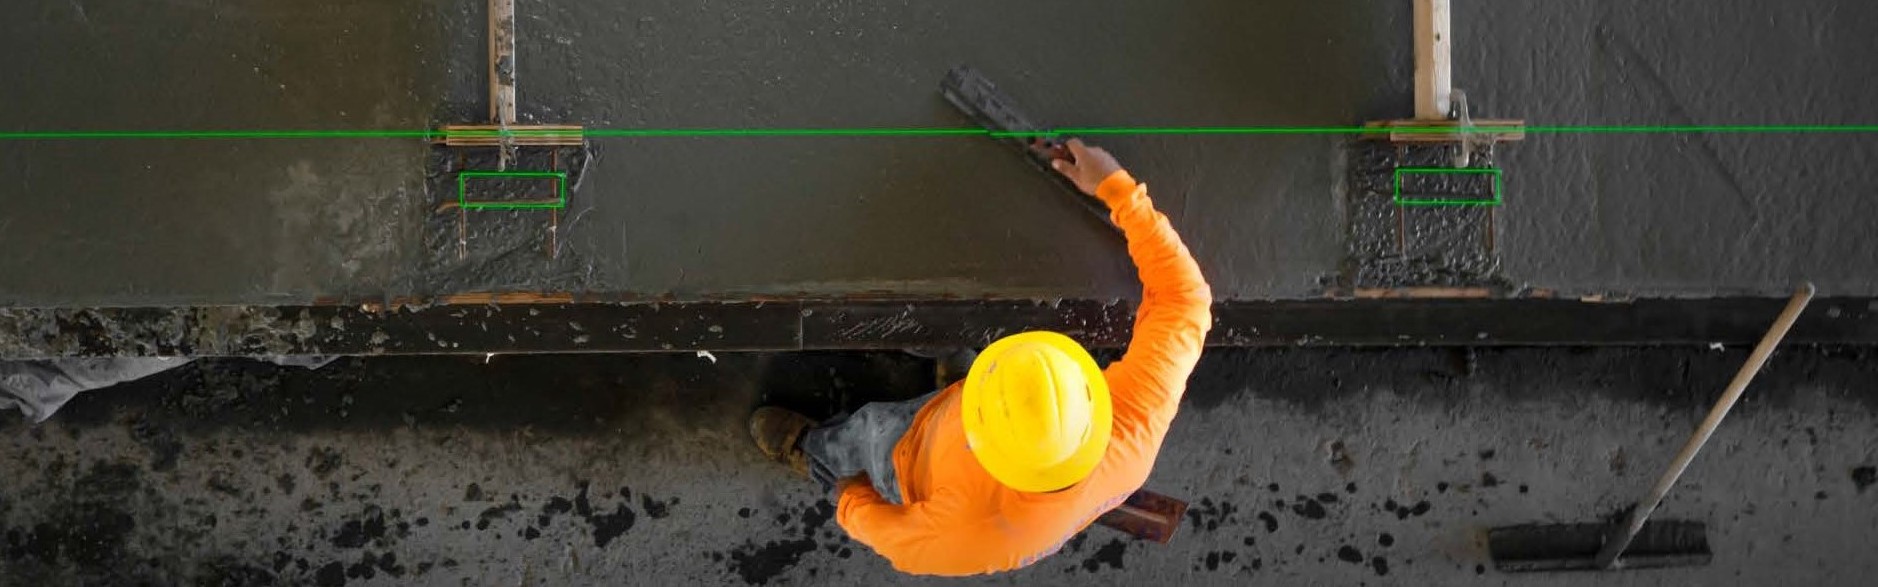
[960,331,1112,493]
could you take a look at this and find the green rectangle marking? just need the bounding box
[456,171,568,210]
[1392,167,1503,206]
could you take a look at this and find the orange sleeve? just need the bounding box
[839,480,1019,575]
[835,478,936,572]
[1095,170,1213,440]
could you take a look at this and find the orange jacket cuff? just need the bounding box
[1095,170,1138,207]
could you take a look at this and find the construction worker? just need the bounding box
[750,139,1211,575]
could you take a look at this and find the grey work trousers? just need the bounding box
[800,390,939,506]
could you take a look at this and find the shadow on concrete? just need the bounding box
[46,352,934,438]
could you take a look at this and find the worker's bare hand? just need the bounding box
[1050,139,1124,198]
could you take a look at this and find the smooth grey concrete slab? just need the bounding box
[0,0,1874,306]
[3,348,1876,585]
[0,1,442,306]
[1468,0,1878,297]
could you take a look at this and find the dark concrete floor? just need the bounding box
[3,347,1877,585]
[1,0,1874,306]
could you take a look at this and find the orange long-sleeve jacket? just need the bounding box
[836,170,1213,575]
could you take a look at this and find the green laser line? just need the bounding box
[584,128,988,137]
[3,124,1878,141]
[0,130,441,140]
[1024,124,1878,136]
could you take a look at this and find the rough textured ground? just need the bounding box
[3,347,1876,586]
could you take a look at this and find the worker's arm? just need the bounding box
[836,477,940,573]
[1053,140,1213,435]
[840,479,1040,575]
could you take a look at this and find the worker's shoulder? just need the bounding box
[1089,441,1156,489]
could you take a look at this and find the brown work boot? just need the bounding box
[749,407,813,477]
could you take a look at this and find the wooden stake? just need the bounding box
[1415,0,1452,120]
[457,208,469,261]
[489,0,517,126]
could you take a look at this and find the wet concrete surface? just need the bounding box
[1467,0,1878,297]
[0,0,1874,306]
[532,0,1382,300]
[0,0,445,306]
[3,346,1878,585]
